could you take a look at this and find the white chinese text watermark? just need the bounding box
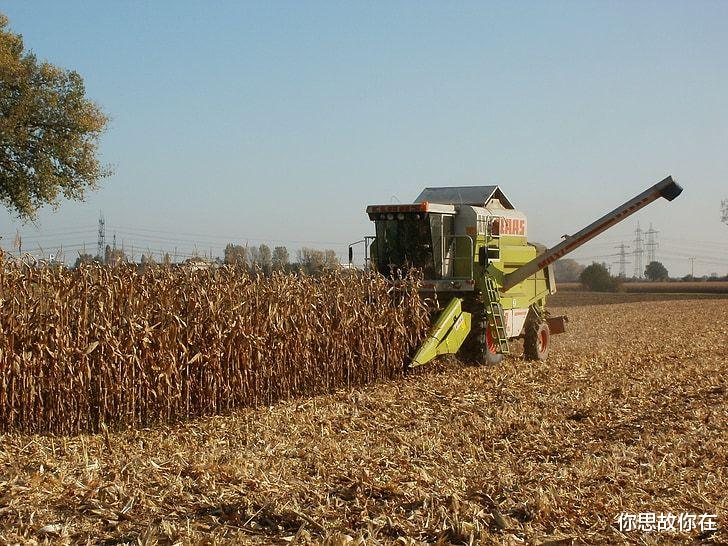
[615,512,718,533]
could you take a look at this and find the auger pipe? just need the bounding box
[502,176,683,292]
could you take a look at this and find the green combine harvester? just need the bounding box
[351,177,682,366]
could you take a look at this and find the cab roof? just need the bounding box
[414,185,514,209]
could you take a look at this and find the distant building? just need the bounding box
[182,257,214,272]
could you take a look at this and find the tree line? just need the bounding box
[223,244,339,275]
[69,243,341,275]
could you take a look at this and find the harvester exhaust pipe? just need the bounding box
[502,176,683,292]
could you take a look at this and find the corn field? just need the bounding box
[0,257,429,433]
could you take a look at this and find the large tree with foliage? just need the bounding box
[579,262,621,292]
[644,261,669,281]
[0,13,110,220]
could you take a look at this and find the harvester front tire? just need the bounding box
[524,321,550,361]
[482,323,504,366]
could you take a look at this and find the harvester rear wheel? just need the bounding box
[524,320,550,361]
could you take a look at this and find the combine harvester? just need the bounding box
[352,177,682,366]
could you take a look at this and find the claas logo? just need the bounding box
[494,218,526,236]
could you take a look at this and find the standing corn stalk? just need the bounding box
[0,254,429,434]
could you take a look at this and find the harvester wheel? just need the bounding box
[524,320,550,361]
[482,323,504,365]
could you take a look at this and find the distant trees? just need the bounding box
[140,253,156,267]
[258,244,272,275]
[553,258,585,283]
[224,244,248,267]
[645,261,669,281]
[580,262,621,292]
[0,13,110,220]
[104,245,126,266]
[272,246,290,271]
[219,243,340,275]
[297,247,339,275]
[73,253,94,268]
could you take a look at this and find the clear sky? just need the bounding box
[1,1,727,276]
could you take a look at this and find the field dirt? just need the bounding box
[558,281,728,295]
[1,293,726,544]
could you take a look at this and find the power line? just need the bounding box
[107,224,349,247]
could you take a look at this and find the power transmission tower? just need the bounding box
[722,199,728,225]
[645,223,659,263]
[633,223,644,278]
[615,242,630,277]
[13,230,21,256]
[97,213,106,262]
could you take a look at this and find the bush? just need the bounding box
[580,262,621,292]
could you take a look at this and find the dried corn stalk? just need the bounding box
[0,257,429,433]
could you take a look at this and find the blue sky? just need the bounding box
[1,1,727,275]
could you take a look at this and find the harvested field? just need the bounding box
[1,295,725,544]
[559,281,728,294]
[550,290,728,308]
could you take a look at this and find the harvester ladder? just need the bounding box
[484,276,509,355]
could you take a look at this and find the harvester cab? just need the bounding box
[354,176,683,368]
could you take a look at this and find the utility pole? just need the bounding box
[689,257,696,278]
[97,212,106,262]
[645,223,658,263]
[633,223,644,278]
[615,243,630,278]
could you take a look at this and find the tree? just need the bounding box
[579,262,621,292]
[140,252,156,268]
[324,249,339,269]
[103,244,125,266]
[553,258,585,283]
[73,252,94,268]
[224,243,247,267]
[0,13,110,220]
[258,244,272,275]
[248,245,260,265]
[297,247,325,275]
[645,261,669,281]
[272,246,289,271]
[296,247,340,274]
